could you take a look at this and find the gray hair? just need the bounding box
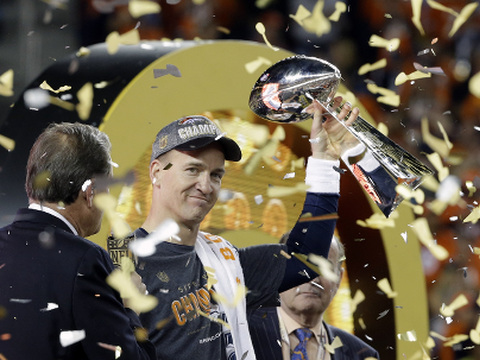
[25,122,112,205]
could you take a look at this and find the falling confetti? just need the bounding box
[394,70,431,86]
[39,80,72,94]
[153,64,181,78]
[368,34,400,52]
[328,1,347,22]
[426,152,449,182]
[106,29,141,55]
[129,218,180,257]
[289,4,311,25]
[266,183,310,198]
[60,329,86,347]
[244,56,272,74]
[470,317,480,344]
[93,193,132,238]
[106,257,158,314]
[356,212,398,229]
[358,58,387,76]
[76,82,93,120]
[308,253,339,282]
[350,289,365,313]
[0,69,14,97]
[128,0,161,18]
[0,134,15,151]
[377,278,398,298]
[464,205,480,224]
[411,218,449,261]
[366,82,400,107]
[469,71,480,98]
[410,0,425,35]
[98,343,123,358]
[324,336,343,354]
[413,62,446,76]
[421,118,453,159]
[255,22,278,51]
[448,2,478,37]
[300,0,331,36]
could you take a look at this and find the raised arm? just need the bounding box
[279,98,359,292]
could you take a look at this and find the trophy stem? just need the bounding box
[322,104,434,216]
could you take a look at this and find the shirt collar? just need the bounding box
[279,306,324,344]
[28,203,78,235]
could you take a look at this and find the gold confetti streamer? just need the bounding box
[358,58,387,76]
[465,181,477,197]
[128,0,161,18]
[289,4,311,24]
[0,134,15,151]
[76,82,93,120]
[469,316,480,344]
[444,334,469,347]
[94,193,131,238]
[301,0,331,36]
[469,71,480,98]
[411,218,449,261]
[0,69,14,97]
[324,336,343,354]
[440,294,469,317]
[368,34,400,52]
[366,82,400,107]
[308,253,339,282]
[394,70,431,86]
[211,284,247,309]
[377,278,398,298]
[426,0,459,16]
[76,47,91,57]
[106,257,158,314]
[448,2,478,37]
[204,266,218,290]
[244,56,272,74]
[356,212,398,229]
[421,117,453,159]
[255,22,279,51]
[426,152,449,181]
[39,80,72,94]
[464,205,480,224]
[266,183,310,198]
[395,184,425,204]
[328,1,347,22]
[410,0,425,35]
[106,29,140,55]
[350,289,365,313]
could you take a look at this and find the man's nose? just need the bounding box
[196,173,214,193]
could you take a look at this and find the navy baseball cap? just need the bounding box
[150,115,242,163]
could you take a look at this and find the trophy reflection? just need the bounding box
[248,55,433,217]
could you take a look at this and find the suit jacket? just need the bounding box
[0,208,156,360]
[248,307,380,360]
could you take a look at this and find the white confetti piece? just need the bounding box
[60,329,86,347]
[129,218,180,257]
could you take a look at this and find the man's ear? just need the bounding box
[150,158,169,186]
[83,183,95,208]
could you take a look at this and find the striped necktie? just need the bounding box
[291,328,312,360]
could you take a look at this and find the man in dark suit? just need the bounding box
[249,236,379,360]
[0,123,156,359]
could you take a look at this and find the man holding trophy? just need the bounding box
[126,95,360,360]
